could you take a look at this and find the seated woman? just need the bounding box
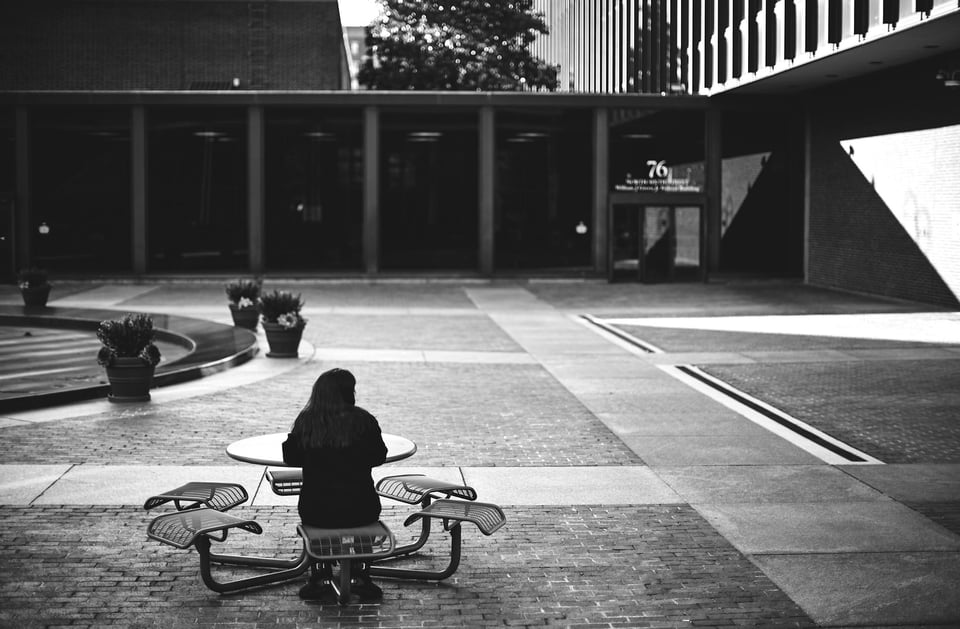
[282,368,388,602]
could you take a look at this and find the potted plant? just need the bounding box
[258,289,306,358]
[225,278,262,330]
[96,313,162,402]
[17,267,52,308]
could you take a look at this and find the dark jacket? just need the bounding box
[281,407,388,528]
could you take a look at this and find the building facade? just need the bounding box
[531,0,960,305]
[2,0,958,306]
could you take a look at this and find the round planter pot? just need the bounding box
[262,322,304,358]
[104,357,155,402]
[229,304,259,330]
[21,284,51,308]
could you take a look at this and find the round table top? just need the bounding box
[226,432,417,466]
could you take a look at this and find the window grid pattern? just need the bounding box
[531,0,958,95]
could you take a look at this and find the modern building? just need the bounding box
[1,0,958,307]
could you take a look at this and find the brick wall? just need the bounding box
[0,1,345,90]
[807,124,960,307]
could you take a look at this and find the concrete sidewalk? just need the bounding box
[1,279,958,628]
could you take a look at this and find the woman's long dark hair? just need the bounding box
[292,368,364,448]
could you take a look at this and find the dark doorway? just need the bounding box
[610,203,703,282]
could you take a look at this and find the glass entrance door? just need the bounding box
[610,203,702,282]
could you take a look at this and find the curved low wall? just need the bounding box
[0,305,259,412]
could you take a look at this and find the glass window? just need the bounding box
[31,108,132,272]
[265,108,362,270]
[147,108,246,271]
[0,109,13,280]
[495,109,593,271]
[609,109,706,194]
[380,111,478,270]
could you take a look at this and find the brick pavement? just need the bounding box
[0,504,814,629]
[1,279,959,628]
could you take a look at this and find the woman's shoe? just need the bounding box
[298,580,336,603]
[352,575,383,602]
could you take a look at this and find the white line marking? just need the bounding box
[661,364,883,465]
[575,314,665,355]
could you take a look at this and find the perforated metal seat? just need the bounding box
[403,499,506,535]
[147,507,262,550]
[265,469,303,496]
[298,521,396,605]
[376,474,477,504]
[143,482,248,512]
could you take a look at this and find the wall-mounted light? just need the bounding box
[38,222,50,235]
[575,221,588,235]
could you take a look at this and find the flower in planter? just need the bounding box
[225,278,262,309]
[258,290,306,328]
[277,312,304,329]
[17,266,49,290]
[96,313,162,368]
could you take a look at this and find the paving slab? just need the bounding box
[0,465,72,504]
[840,463,960,502]
[655,465,891,503]
[460,466,683,505]
[752,551,960,627]
[32,465,265,505]
[695,501,960,554]
[595,408,775,436]
[623,433,822,466]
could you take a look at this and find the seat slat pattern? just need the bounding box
[147,507,262,549]
[143,482,248,512]
[376,474,477,504]
[403,499,506,535]
[298,521,396,561]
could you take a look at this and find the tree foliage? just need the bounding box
[358,0,558,91]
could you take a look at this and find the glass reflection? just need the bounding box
[31,108,132,272]
[380,112,478,270]
[609,109,705,194]
[496,110,592,271]
[0,109,12,280]
[265,109,362,270]
[148,109,246,271]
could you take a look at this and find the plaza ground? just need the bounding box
[0,279,958,628]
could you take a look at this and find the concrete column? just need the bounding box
[363,106,379,274]
[14,107,29,268]
[592,107,609,273]
[131,106,148,274]
[478,106,495,274]
[247,106,264,274]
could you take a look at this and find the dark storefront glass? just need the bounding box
[380,112,478,270]
[265,109,362,270]
[30,108,132,272]
[0,109,13,280]
[609,109,705,282]
[148,108,246,271]
[495,110,592,271]
[609,109,705,194]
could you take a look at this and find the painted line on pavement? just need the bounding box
[663,364,883,465]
